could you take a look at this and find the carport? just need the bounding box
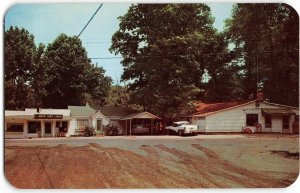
[121,112,160,135]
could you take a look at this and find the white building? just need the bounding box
[68,105,110,136]
[5,108,71,138]
[187,100,299,134]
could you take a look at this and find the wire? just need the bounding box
[77,4,103,39]
[90,49,299,60]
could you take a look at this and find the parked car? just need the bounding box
[132,125,150,135]
[242,127,255,134]
[166,121,198,136]
[242,123,261,134]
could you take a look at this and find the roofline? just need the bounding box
[90,111,110,122]
[191,100,299,118]
[71,116,90,118]
[192,100,257,117]
[263,101,299,109]
[121,111,160,120]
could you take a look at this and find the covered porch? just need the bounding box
[261,108,297,133]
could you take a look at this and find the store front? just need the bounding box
[5,108,71,138]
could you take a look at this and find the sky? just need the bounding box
[4,2,233,84]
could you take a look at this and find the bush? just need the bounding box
[84,126,96,137]
[104,125,119,136]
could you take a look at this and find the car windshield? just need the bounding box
[179,123,188,126]
[172,123,179,127]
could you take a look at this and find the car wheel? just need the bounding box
[178,130,184,136]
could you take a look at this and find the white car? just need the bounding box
[166,121,198,136]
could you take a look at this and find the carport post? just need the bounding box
[151,119,153,135]
[129,119,132,135]
[125,120,127,135]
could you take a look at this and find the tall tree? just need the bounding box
[38,34,112,108]
[110,4,217,120]
[225,3,299,106]
[4,26,37,109]
[201,32,241,102]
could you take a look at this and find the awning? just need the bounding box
[261,108,295,115]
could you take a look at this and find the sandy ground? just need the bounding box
[4,134,299,189]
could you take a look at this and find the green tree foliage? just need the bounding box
[4,26,37,109]
[110,4,217,119]
[225,3,299,106]
[105,85,130,107]
[38,34,112,108]
[201,32,242,102]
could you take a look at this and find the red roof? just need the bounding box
[193,101,251,116]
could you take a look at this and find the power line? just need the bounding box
[77,4,103,39]
[90,49,299,60]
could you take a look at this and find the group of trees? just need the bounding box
[5,27,112,109]
[110,3,299,120]
[5,3,299,120]
[225,4,299,106]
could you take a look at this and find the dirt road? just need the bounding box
[5,134,299,188]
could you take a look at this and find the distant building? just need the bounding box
[97,106,160,135]
[184,100,299,133]
[4,105,160,138]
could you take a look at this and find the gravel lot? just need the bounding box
[5,134,299,188]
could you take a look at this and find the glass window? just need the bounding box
[28,121,41,133]
[265,115,272,128]
[6,123,23,132]
[77,119,89,129]
[246,114,258,126]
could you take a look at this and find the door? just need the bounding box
[282,115,290,133]
[96,119,102,132]
[293,115,299,134]
[45,122,52,135]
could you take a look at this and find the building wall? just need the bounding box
[68,118,77,136]
[109,120,124,135]
[205,108,246,132]
[190,117,206,132]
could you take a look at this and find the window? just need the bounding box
[28,121,41,133]
[77,119,89,129]
[265,115,272,128]
[56,121,68,128]
[282,116,289,129]
[6,123,23,132]
[246,114,258,126]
